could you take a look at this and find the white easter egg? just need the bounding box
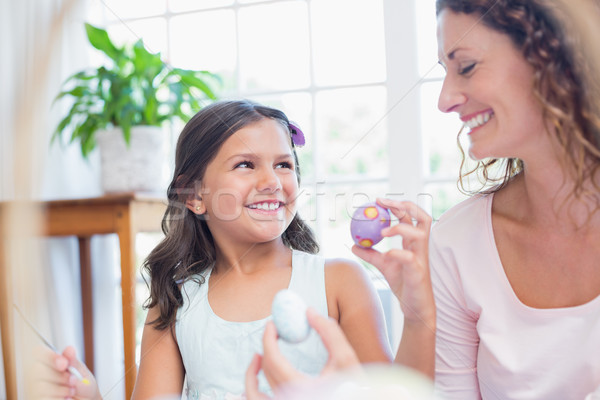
[271,289,311,343]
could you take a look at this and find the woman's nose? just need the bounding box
[438,74,467,113]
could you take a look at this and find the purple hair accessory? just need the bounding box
[289,122,305,147]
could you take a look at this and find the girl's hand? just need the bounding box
[245,308,361,399]
[32,345,101,400]
[352,199,435,325]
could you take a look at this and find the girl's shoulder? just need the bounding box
[324,257,372,285]
[324,256,361,271]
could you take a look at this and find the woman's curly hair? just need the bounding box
[437,0,600,205]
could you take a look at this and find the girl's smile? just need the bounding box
[196,118,298,245]
[246,200,286,212]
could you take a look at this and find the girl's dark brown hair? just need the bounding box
[437,0,600,200]
[143,99,319,330]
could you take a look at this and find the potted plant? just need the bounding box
[52,23,220,193]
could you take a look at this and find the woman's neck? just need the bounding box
[500,158,600,231]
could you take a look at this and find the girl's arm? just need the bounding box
[326,258,393,364]
[352,199,435,378]
[132,306,185,400]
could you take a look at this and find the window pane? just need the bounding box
[170,10,237,88]
[315,86,388,178]
[107,18,168,57]
[102,0,166,21]
[424,182,468,221]
[238,3,310,91]
[312,0,386,86]
[420,81,463,178]
[169,0,233,13]
[415,0,444,79]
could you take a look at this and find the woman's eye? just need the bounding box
[459,63,476,75]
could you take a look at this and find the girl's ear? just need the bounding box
[178,174,206,214]
[185,195,206,215]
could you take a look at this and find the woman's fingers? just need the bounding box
[352,246,417,272]
[244,354,270,400]
[261,321,306,388]
[376,198,432,230]
[381,222,427,242]
[306,308,360,373]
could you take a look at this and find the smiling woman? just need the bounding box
[430,1,600,399]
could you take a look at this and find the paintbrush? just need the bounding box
[13,303,89,384]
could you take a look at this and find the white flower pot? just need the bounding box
[97,126,168,194]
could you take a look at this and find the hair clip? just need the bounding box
[289,122,305,147]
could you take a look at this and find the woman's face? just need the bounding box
[436,9,546,161]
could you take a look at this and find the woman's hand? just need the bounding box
[352,199,436,377]
[352,198,434,325]
[32,345,101,400]
[245,308,361,399]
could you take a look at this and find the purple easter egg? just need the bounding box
[350,202,391,248]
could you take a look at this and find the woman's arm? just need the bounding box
[132,306,185,400]
[326,258,393,364]
[352,199,436,378]
[429,241,481,398]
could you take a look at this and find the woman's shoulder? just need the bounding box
[433,194,492,233]
[429,193,494,255]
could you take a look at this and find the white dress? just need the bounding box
[175,250,329,400]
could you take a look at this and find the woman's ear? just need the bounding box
[185,195,206,215]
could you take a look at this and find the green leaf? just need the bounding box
[175,69,218,99]
[85,23,121,61]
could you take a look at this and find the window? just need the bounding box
[88,0,466,361]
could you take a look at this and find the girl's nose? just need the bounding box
[437,74,467,113]
[257,168,282,193]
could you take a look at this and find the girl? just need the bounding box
[41,99,393,400]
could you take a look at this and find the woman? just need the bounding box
[431,0,600,398]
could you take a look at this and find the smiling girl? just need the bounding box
[126,99,392,399]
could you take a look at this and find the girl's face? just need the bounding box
[436,10,546,161]
[191,118,299,246]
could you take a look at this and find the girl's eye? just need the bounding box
[235,161,253,169]
[459,63,476,75]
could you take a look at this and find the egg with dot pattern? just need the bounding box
[350,202,391,248]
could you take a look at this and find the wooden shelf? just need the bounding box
[0,193,167,399]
